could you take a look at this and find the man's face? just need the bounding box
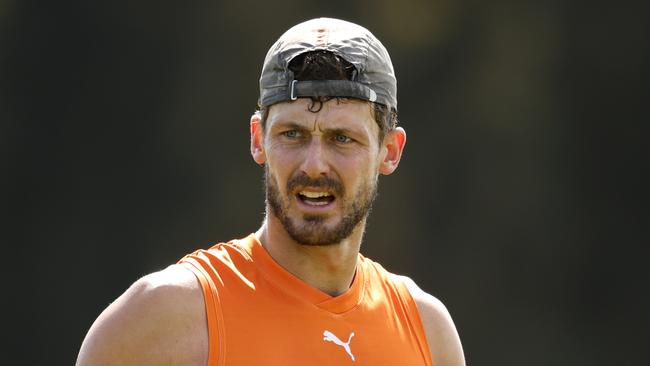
[261,98,384,246]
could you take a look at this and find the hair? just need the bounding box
[256,50,398,142]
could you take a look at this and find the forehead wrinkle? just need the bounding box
[314,102,376,136]
[267,98,377,137]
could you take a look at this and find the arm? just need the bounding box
[76,265,208,366]
[399,276,466,366]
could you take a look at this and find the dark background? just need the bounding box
[2,0,648,364]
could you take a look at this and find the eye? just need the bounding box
[283,130,300,138]
[334,134,351,143]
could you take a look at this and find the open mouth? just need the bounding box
[297,190,336,206]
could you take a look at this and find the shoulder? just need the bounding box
[394,275,466,366]
[76,264,207,366]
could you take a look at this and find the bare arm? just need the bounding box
[399,276,466,366]
[76,265,208,366]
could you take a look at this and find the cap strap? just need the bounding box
[290,80,378,103]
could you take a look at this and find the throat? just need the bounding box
[288,246,360,296]
[320,269,357,297]
[257,217,363,296]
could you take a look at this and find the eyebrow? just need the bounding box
[272,121,361,136]
[329,128,356,136]
[271,122,306,131]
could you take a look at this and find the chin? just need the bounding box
[285,216,358,246]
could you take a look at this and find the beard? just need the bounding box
[265,166,378,246]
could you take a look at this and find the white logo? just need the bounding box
[323,330,355,361]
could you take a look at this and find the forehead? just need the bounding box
[266,98,378,134]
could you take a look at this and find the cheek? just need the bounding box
[265,156,299,197]
[266,148,292,174]
[266,143,300,168]
[338,155,378,187]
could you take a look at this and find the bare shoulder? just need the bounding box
[395,275,466,366]
[76,264,207,366]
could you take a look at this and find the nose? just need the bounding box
[300,137,329,178]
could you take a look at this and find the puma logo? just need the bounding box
[323,330,355,361]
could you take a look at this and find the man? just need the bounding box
[77,18,465,366]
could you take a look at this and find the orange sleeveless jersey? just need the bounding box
[178,234,433,366]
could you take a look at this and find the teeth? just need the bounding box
[300,191,331,198]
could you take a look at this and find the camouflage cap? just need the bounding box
[259,18,397,111]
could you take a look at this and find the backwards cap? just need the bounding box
[259,18,397,111]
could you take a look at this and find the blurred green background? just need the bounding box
[2,0,648,364]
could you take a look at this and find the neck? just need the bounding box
[256,214,365,297]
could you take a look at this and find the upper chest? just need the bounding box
[213,270,430,365]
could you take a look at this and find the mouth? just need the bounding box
[296,190,336,207]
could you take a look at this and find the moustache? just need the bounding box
[287,174,344,197]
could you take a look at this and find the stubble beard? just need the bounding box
[265,167,378,246]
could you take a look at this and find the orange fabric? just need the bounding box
[179,234,433,366]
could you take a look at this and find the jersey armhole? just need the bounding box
[393,277,435,366]
[179,259,226,366]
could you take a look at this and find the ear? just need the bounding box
[379,127,406,175]
[250,113,266,165]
